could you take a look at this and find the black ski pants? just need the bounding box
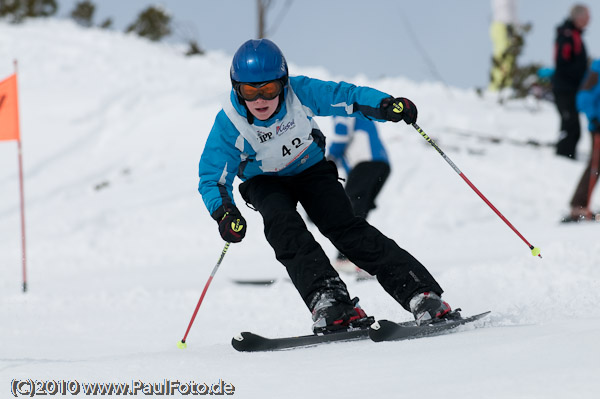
[239,159,443,311]
[336,161,390,261]
[345,161,391,219]
[554,89,581,159]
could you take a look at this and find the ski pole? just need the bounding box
[411,123,542,258]
[178,241,231,348]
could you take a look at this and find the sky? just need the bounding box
[54,0,600,89]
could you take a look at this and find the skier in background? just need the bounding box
[552,4,590,160]
[198,39,455,334]
[564,58,600,222]
[327,117,390,280]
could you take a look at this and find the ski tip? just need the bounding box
[231,332,248,352]
[368,320,399,342]
[233,333,244,342]
[231,332,268,352]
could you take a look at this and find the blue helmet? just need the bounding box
[230,39,288,85]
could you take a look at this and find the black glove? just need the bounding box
[591,118,600,133]
[217,208,247,243]
[381,97,418,124]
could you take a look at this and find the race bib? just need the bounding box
[223,87,318,172]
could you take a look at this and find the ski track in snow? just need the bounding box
[1,20,599,399]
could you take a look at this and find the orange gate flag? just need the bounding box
[0,73,20,141]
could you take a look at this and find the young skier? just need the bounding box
[566,58,600,221]
[198,39,452,334]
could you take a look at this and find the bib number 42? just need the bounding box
[282,137,304,157]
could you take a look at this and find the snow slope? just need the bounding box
[1,20,599,398]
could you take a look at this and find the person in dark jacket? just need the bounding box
[552,4,590,159]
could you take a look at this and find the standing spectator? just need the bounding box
[327,117,390,279]
[552,4,590,159]
[565,58,600,222]
[489,0,520,91]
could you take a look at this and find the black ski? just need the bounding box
[232,311,491,352]
[232,328,369,352]
[560,213,600,224]
[231,279,277,286]
[369,311,491,342]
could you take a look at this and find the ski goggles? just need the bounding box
[236,80,283,102]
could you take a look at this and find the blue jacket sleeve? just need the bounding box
[198,110,243,219]
[576,60,600,129]
[289,75,392,121]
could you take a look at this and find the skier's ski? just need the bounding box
[560,213,600,224]
[369,311,491,342]
[443,127,554,149]
[232,328,369,352]
[232,311,491,351]
[231,279,277,286]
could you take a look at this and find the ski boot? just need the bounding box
[409,291,457,326]
[311,294,374,335]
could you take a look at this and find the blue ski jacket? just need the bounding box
[328,117,389,174]
[577,59,600,131]
[198,75,393,219]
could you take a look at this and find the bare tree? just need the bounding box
[256,0,292,39]
[256,0,270,38]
